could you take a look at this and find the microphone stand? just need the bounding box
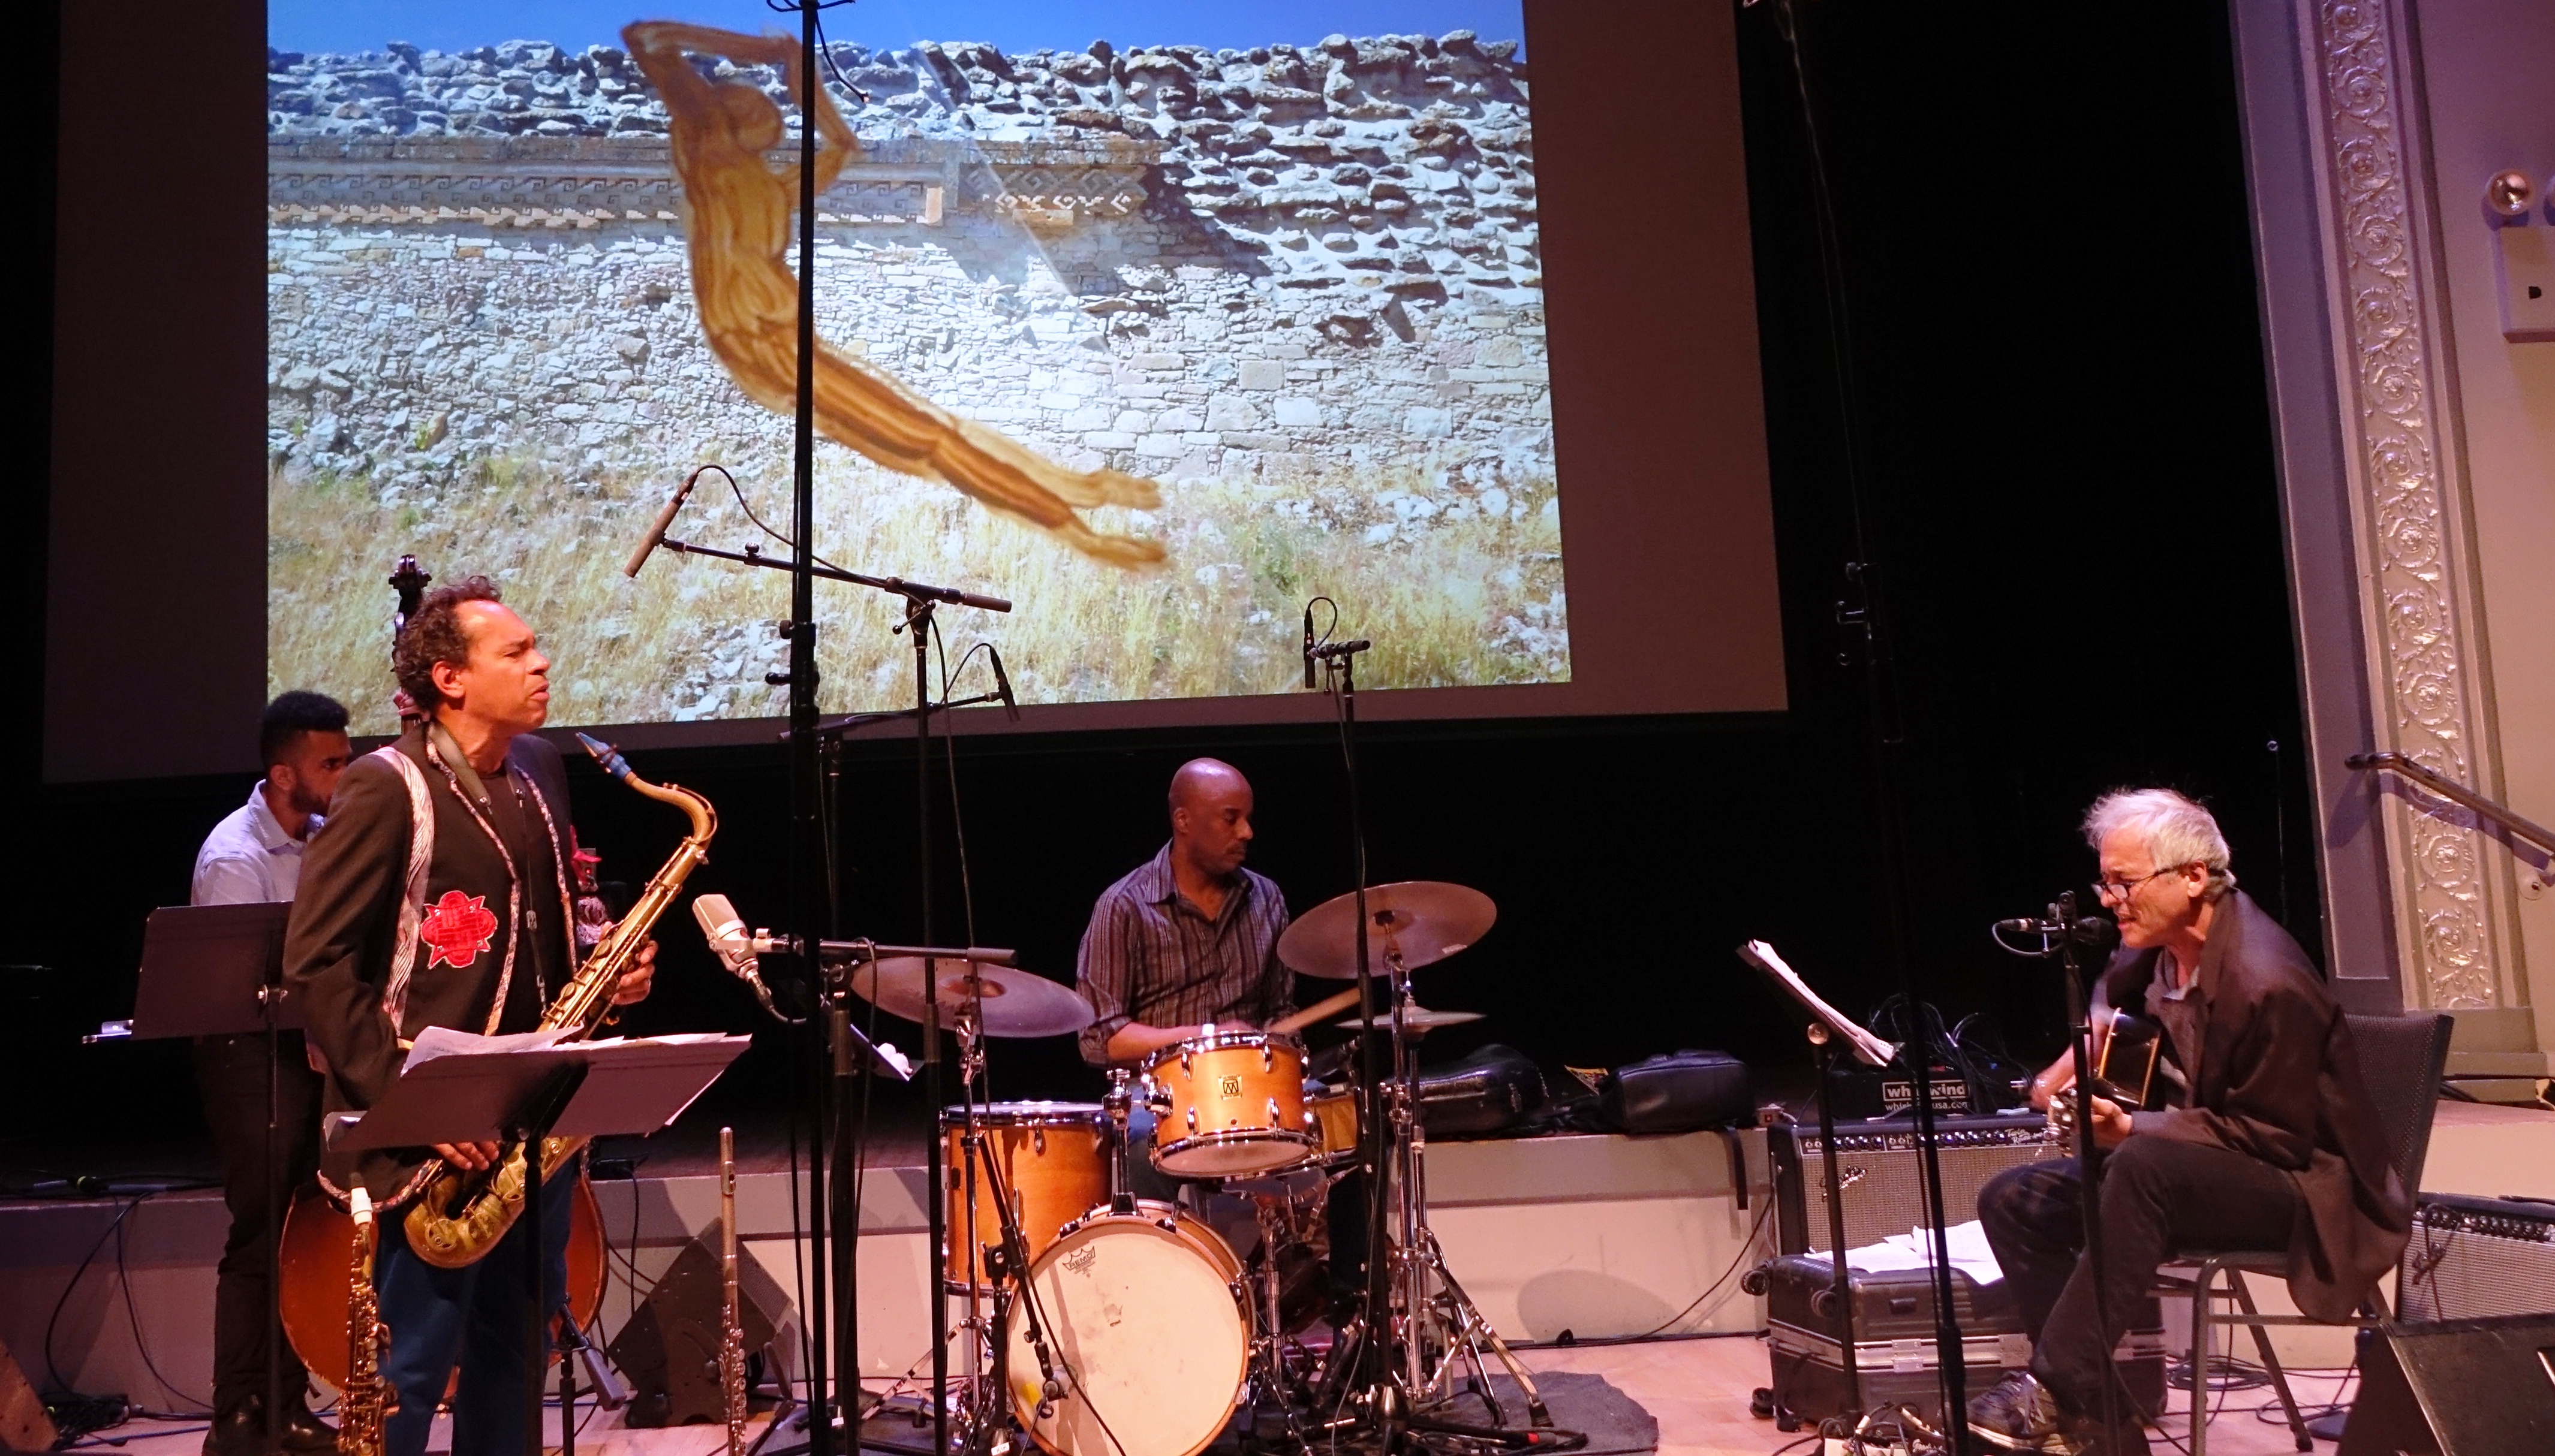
[1307,627,1401,1442]
[2000,899,2123,1441]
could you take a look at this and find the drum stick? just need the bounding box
[1269,987,1361,1035]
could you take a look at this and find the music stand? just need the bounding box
[107,903,304,1446]
[1738,941,1900,1423]
[329,1034,752,1456]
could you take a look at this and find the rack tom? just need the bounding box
[1145,1029,1316,1177]
[940,1102,1108,1290]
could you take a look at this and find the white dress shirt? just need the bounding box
[191,782,321,905]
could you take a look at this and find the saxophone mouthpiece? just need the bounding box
[576,732,635,782]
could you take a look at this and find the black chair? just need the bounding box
[2153,1011,2453,1456]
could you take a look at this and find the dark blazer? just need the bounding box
[285,725,577,1203]
[2095,891,2409,1321]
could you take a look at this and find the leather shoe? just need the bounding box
[201,1394,338,1455]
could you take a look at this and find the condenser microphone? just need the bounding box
[622,468,703,578]
[1302,606,1317,688]
[694,893,791,962]
[986,644,1021,723]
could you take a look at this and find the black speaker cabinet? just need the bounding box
[2336,1315,2555,1456]
[606,1236,789,1428]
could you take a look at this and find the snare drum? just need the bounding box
[1002,1202,1248,1456]
[940,1102,1108,1289]
[1145,1029,1316,1177]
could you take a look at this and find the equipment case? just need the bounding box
[1756,1253,2165,1428]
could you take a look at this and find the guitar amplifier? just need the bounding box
[2396,1192,2555,1322]
[1770,1110,2062,1255]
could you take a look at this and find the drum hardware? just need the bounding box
[1277,881,1557,1443]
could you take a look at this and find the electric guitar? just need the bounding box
[2047,1008,2165,1140]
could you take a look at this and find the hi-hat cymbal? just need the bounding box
[848,958,1096,1038]
[1279,881,1496,980]
[1332,1004,1485,1035]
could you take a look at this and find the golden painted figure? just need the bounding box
[624,21,1166,566]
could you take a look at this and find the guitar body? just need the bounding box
[2048,1009,2167,1138]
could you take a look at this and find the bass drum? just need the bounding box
[1001,1202,1250,1456]
[278,1175,609,1391]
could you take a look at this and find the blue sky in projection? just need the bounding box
[269,3,1527,59]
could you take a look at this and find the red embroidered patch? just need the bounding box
[419,890,498,970]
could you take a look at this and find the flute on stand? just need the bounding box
[720,1125,748,1456]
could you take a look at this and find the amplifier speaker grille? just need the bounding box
[1770,1111,2061,1254]
[2395,1192,2555,1323]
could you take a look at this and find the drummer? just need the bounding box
[1075,758,1295,1198]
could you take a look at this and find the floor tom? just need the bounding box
[940,1101,1109,1290]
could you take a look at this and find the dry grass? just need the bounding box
[269,448,1570,735]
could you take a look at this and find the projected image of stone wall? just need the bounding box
[266,32,1561,731]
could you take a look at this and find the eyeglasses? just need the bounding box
[2092,864,2193,903]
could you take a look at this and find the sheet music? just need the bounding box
[1737,939,1898,1068]
[406,1024,574,1065]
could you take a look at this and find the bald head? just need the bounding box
[1169,758,1255,879]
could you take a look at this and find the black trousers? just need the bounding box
[193,1031,324,1415]
[1978,1135,2299,1419]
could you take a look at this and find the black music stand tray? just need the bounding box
[99,903,305,1443]
[113,902,304,1039]
[329,1034,751,1456]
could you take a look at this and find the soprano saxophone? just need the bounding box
[339,1189,396,1456]
[719,1125,748,1455]
[403,734,717,1268]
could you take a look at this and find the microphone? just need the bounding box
[1994,914,2114,941]
[692,893,765,978]
[622,468,703,578]
[1302,605,1317,689]
[986,644,1021,723]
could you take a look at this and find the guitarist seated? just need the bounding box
[1964,788,2408,1456]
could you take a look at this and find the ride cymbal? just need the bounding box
[848,958,1096,1038]
[1278,881,1496,980]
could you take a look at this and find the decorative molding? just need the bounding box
[2301,0,2510,1009]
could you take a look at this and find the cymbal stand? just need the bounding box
[1373,954,1549,1429]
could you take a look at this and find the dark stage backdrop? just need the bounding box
[11,1,2325,1172]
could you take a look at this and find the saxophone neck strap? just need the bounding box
[426,718,504,812]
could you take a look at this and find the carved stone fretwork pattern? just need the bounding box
[2307,0,2502,1008]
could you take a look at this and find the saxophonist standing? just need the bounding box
[286,578,656,1456]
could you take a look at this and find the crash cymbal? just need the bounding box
[1279,881,1496,980]
[848,958,1096,1038]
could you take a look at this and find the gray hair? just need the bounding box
[2082,788,2237,902]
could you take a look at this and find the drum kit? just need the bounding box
[841,881,1553,1456]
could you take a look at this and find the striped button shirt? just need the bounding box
[1076,843,1295,1066]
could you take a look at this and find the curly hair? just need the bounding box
[393,575,505,717]
[258,691,349,768]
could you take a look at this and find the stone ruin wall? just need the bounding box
[266,32,1555,546]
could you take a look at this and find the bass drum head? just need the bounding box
[1003,1206,1248,1456]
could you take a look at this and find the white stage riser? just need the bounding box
[13,1111,2549,1401]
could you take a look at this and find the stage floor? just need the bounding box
[67,1334,2357,1455]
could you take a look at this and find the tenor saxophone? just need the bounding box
[403,734,717,1268]
[719,1125,748,1455]
[339,1189,396,1456]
